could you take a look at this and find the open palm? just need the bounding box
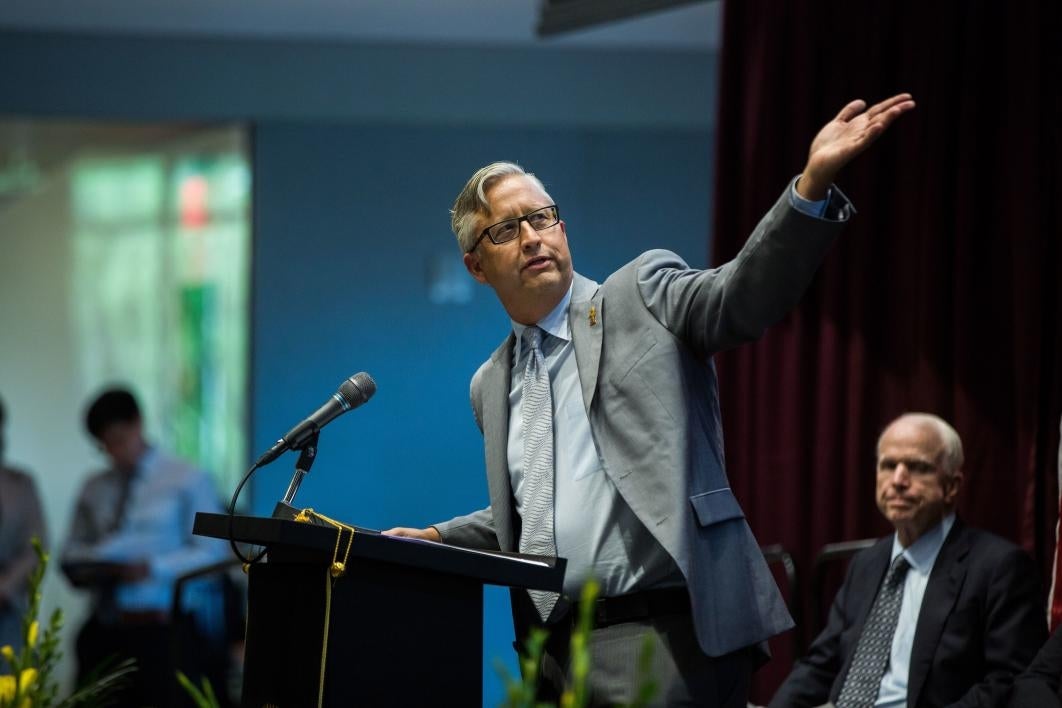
[799,93,915,199]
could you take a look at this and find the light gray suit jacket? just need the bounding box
[435,182,852,657]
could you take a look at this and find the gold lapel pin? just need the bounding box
[588,305,597,326]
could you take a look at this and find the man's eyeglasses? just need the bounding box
[468,205,560,253]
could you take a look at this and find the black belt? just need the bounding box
[574,586,690,629]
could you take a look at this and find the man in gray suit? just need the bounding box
[386,93,915,705]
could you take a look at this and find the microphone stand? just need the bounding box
[272,431,320,521]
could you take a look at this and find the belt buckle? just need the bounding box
[593,599,610,627]
[595,593,643,627]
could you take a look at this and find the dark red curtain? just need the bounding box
[711,0,1061,700]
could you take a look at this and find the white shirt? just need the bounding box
[62,448,228,627]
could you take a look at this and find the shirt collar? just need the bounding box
[891,512,955,572]
[131,446,158,479]
[511,283,573,360]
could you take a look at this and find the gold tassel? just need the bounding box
[292,508,356,578]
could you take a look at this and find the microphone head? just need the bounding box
[339,372,376,408]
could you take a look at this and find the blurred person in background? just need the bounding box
[61,387,229,706]
[0,394,47,652]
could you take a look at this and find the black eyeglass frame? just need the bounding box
[466,204,560,253]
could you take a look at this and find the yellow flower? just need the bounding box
[26,621,38,649]
[0,645,13,662]
[18,667,37,692]
[0,674,15,701]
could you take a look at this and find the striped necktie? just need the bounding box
[111,466,138,533]
[836,554,911,708]
[519,326,559,621]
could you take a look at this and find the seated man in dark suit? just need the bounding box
[771,413,1046,708]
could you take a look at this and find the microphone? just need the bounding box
[255,372,376,466]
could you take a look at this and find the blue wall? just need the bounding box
[1,29,716,704]
[0,31,716,129]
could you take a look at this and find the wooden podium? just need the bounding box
[194,512,565,707]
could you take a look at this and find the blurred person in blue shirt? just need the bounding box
[62,387,229,706]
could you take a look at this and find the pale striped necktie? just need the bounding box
[519,326,559,621]
[836,554,911,708]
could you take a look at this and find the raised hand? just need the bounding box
[797,93,915,200]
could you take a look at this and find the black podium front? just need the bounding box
[194,513,565,707]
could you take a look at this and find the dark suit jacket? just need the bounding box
[1010,626,1062,707]
[771,520,1047,708]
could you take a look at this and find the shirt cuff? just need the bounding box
[789,179,831,219]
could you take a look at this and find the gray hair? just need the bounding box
[450,161,548,253]
[878,412,965,474]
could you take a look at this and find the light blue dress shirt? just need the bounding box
[507,287,683,607]
[789,180,832,217]
[876,513,957,707]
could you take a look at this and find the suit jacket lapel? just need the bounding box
[906,520,969,706]
[482,334,516,550]
[853,541,894,629]
[568,273,602,415]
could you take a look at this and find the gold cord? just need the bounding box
[317,567,332,708]
[292,508,356,578]
[290,508,354,705]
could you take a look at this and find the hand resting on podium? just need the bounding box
[381,526,441,542]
